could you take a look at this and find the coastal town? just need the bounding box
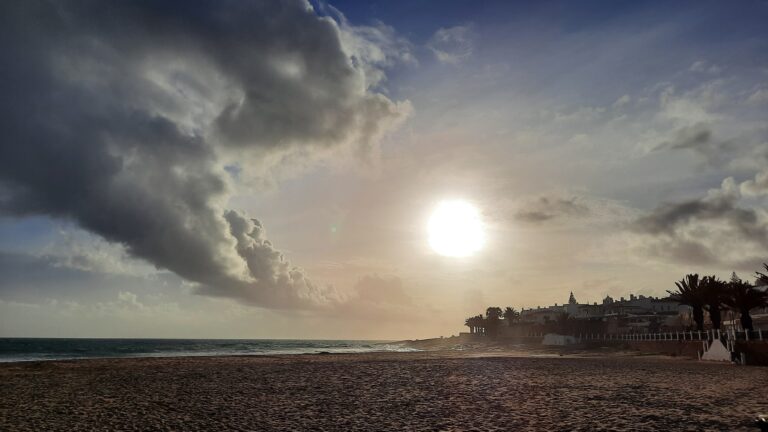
[464,270,768,339]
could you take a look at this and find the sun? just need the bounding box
[427,200,485,257]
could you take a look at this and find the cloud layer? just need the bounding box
[427,25,474,64]
[514,197,590,223]
[0,0,409,308]
[632,175,768,270]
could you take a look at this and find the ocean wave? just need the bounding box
[0,338,421,363]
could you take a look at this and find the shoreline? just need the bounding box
[0,340,679,365]
[0,339,416,364]
[0,335,752,364]
[0,349,697,372]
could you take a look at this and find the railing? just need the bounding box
[526,328,766,342]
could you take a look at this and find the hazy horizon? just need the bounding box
[1,0,767,340]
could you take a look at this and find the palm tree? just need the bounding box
[667,274,705,331]
[725,275,768,331]
[464,316,474,334]
[486,307,503,320]
[464,315,484,334]
[476,314,486,334]
[484,307,503,337]
[701,275,727,330]
[503,306,519,326]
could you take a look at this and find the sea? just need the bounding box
[0,338,419,363]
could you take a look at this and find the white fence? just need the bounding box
[527,328,765,342]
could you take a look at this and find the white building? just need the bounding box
[520,292,684,325]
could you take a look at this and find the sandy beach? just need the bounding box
[1,351,766,431]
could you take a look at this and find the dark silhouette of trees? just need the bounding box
[484,307,503,337]
[503,307,519,326]
[464,315,484,334]
[701,275,727,330]
[757,263,768,286]
[464,307,511,337]
[668,274,705,331]
[486,307,503,320]
[725,273,768,331]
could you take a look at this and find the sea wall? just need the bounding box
[583,339,768,365]
[734,341,768,366]
[411,334,768,365]
[623,340,704,359]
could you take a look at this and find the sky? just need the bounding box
[1,0,767,339]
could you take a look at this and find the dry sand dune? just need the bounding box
[1,351,766,431]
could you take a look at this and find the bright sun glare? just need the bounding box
[428,200,485,257]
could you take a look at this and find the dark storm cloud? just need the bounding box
[515,197,590,223]
[662,124,712,150]
[642,239,719,266]
[0,1,408,308]
[632,180,768,267]
[654,123,768,168]
[194,210,342,307]
[653,124,725,167]
[633,195,766,243]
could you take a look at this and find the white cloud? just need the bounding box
[427,25,474,64]
[41,227,157,277]
[689,60,722,74]
[740,169,768,197]
[630,174,768,271]
[746,86,768,105]
[612,94,632,109]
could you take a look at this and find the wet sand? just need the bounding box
[1,351,766,431]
